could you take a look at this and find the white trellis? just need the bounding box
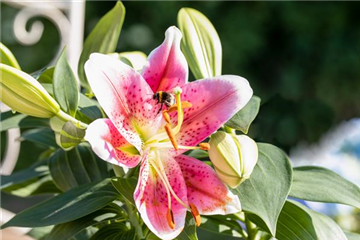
[1,0,85,175]
[0,0,85,236]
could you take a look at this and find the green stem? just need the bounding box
[223,125,236,135]
[112,165,144,239]
[113,165,125,177]
[245,215,257,240]
[56,110,88,128]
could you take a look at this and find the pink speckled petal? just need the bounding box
[176,155,241,215]
[173,75,253,148]
[85,119,141,168]
[141,26,188,92]
[134,153,188,240]
[85,53,161,152]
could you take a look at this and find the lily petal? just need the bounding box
[85,119,141,168]
[134,152,188,240]
[85,53,161,152]
[141,26,188,92]
[176,155,241,215]
[174,75,252,148]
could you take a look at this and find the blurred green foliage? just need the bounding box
[1,1,360,154]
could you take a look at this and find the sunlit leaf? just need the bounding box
[53,47,79,117]
[225,95,261,134]
[78,1,125,92]
[232,143,292,236]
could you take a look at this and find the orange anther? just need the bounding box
[166,209,175,229]
[165,124,178,150]
[189,203,201,227]
[162,110,171,124]
[199,143,210,151]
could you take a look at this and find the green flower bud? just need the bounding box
[0,63,60,118]
[209,131,258,188]
[0,43,21,70]
[177,8,222,79]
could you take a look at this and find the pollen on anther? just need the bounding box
[166,209,175,229]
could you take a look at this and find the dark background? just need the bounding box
[2,1,360,154]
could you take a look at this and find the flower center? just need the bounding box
[143,87,205,229]
[144,87,209,152]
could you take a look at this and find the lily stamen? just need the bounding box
[165,124,178,150]
[189,203,201,227]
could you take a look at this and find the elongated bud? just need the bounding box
[0,64,60,118]
[177,8,222,79]
[0,43,21,70]
[208,131,258,188]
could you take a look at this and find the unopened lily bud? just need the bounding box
[0,63,60,118]
[208,131,258,188]
[178,8,222,79]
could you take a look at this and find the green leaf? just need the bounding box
[199,215,243,238]
[178,8,222,79]
[1,179,119,228]
[0,111,49,131]
[27,226,54,240]
[77,94,104,122]
[32,66,54,84]
[290,166,360,209]
[231,143,293,236]
[89,222,135,240]
[1,159,60,197]
[49,145,109,191]
[0,42,21,69]
[187,149,209,159]
[116,51,147,71]
[225,95,261,134]
[53,47,79,117]
[59,121,86,149]
[78,1,125,91]
[111,177,137,205]
[20,128,58,148]
[344,231,360,240]
[275,200,347,240]
[176,214,198,240]
[47,204,125,240]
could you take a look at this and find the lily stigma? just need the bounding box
[84,26,252,239]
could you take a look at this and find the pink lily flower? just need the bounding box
[85,26,253,240]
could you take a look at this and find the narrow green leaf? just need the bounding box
[0,42,21,69]
[78,1,125,91]
[199,215,243,237]
[53,47,79,117]
[111,177,137,205]
[59,121,86,149]
[1,179,119,228]
[47,204,125,240]
[20,128,58,149]
[176,214,198,240]
[178,8,222,79]
[27,226,54,240]
[49,145,109,191]
[0,112,49,132]
[231,143,293,236]
[290,166,360,209]
[89,222,135,240]
[77,94,104,122]
[275,200,347,240]
[1,159,48,189]
[32,66,54,84]
[225,95,261,134]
